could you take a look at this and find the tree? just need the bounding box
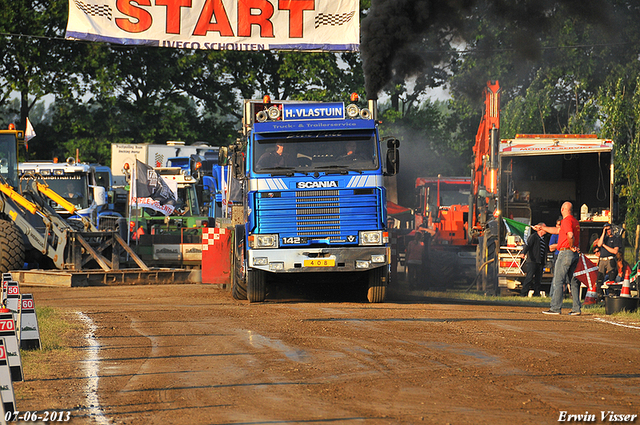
[0,0,86,131]
[443,0,640,202]
[598,71,640,246]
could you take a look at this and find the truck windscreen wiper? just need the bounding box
[261,166,296,176]
[314,165,360,174]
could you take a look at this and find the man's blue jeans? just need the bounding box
[550,250,581,313]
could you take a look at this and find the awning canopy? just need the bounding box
[388,201,413,219]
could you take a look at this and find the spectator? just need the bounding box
[535,202,582,316]
[519,223,550,297]
[614,251,632,284]
[405,232,424,290]
[596,223,622,295]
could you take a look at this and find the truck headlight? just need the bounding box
[250,234,279,249]
[356,260,370,269]
[359,230,383,246]
[269,262,284,271]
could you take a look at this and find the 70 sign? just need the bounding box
[0,319,14,331]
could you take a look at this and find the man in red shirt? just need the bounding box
[534,202,582,315]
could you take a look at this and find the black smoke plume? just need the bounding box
[361,0,609,99]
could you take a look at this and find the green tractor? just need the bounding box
[129,167,211,268]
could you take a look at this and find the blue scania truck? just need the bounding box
[226,96,399,303]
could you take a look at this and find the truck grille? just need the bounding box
[255,188,381,242]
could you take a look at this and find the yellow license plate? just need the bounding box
[303,259,335,267]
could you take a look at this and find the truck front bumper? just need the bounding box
[248,246,389,273]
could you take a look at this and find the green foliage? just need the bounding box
[598,73,640,245]
[1,0,366,162]
[4,0,640,236]
[444,0,640,238]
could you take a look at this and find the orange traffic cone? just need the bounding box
[620,278,631,297]
[584,283,598,305]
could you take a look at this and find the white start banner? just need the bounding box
[65,0,359,52]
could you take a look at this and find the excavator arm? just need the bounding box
[469,81,501,241]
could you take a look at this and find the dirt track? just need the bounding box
[13,283,640,424]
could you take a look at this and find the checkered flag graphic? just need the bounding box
[74,0,112,21]
[314,11,356,29]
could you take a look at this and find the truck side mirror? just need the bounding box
[218,147,228,166]
[232,150,246,180]
[385,138,400,176]
[94,186,107,206]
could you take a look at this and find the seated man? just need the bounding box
[65,182,82,199]
[338,140,368,161]
[597,223,622,296]
[257,142,295,169]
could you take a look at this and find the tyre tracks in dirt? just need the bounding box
[13,285,640,424]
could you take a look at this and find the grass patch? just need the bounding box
[18,307,82,379]
[28,306,79,351]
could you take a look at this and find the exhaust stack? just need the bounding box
[368,99,378,121]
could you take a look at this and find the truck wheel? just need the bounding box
[367,266,387,303]
[247,269,266,302]
[0,219,25,274]
[232,225,247,300]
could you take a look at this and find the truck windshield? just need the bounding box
[0,134,18,187]
[178,185,199,216]
[142,185,199,217]
[95,171,111,190]
[426,183,470,209]
[42,176,90,209]
[253,131,378,174]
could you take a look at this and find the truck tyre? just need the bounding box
[232,225,247,300]
[477,232,498,294]
[67,218,85,232]
[247,269,267,303]
[367,266,387,303]
[0,219,25,274]
[485,235,499,295]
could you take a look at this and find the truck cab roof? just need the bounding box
[19,161,94,175]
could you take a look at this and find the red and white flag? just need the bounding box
[574,254,598,290]
[25,117,36,150]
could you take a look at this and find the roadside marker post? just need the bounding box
[3,280,41,351]
[4,281,20,311]
[0,339,16,413]
[0,312,22,382]
[1,274,13,304]
[17,295,41,350]
[0,389,6,425]
[4,281,22,342]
